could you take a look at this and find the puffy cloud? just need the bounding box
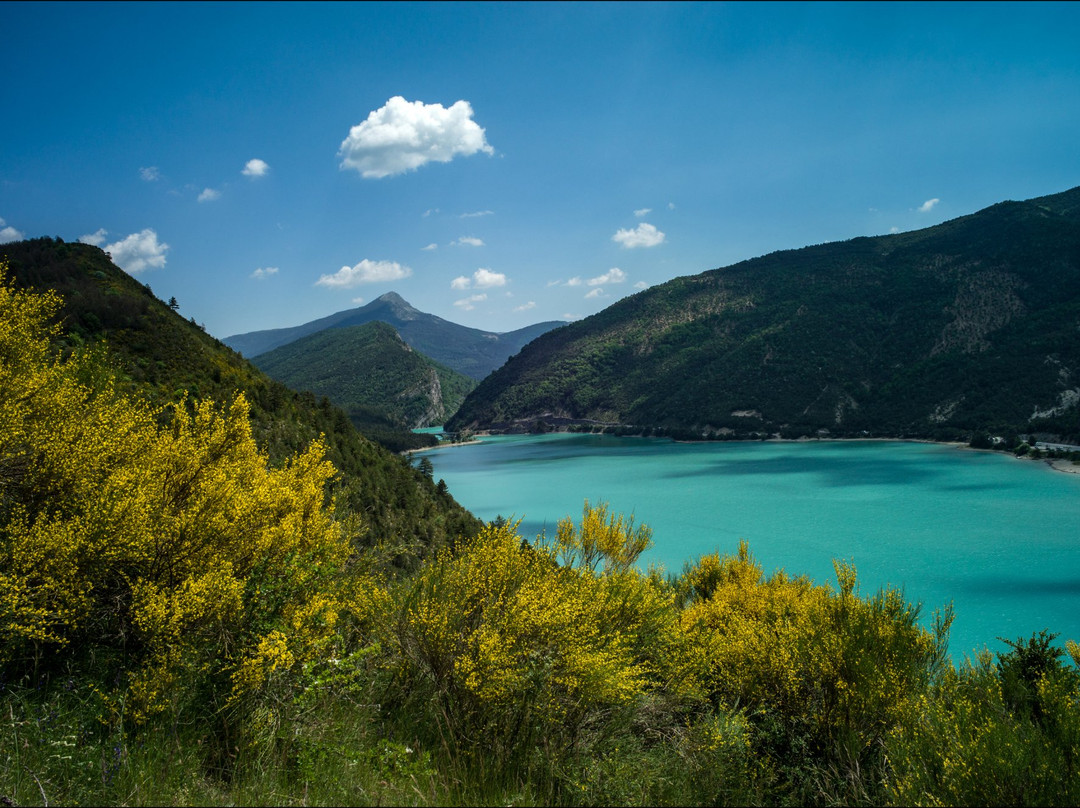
[585,288,605,299]
[451,268,506,290]
[918,198,940,213]
[473,268,506,288]
[104,229,169,274]
[338,96,494,178]
[633,281,648,290]
[452,236,485,247]
[198,187,221,202]
[633,207,651,218]
[0,217,25,243]
[587,267,626,286]
[421,242,438,251]
[352,296,365,304]
[513,301,537,312]
[251,266,279,280]
[460,209,494,218]
[79,228,108,246]
[566,276,583,287]
[315,259,411,288]
[612,222,665,248]
[242,158,270,178]
[454,293,487,311]
[139,166,160,182]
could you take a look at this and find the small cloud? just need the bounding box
[452,236,485,247]
[139,166,160,182]
[251,266,279,280]
[585,288,605,299]
[918,198,940,213]
[242,158,270,178]
[562,313,580,321]
[0,216,25,243]
[198,187,221,203]
[421,242,438,251]
[460,209,494,218]
[889,226,901,234]
[104,229,169,274]
[422,208,440,218]
[316,259,412,288]
[587,267,626,286]
[452,268,507,290]
[633,207,652,218]
[454,293,487,311]
[513,301,536,312]
[338,96,494,179]
[612,222,665,248]
[633,281,648,290]
[79,228,108,246]
[667,202,675,210]
[566,276,583,287]
[352,296,365,304]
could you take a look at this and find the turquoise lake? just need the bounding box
[424,433,1080,661]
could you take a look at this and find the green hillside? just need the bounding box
[253,321,477,430]
[225,291,564,380]
[2,237,481,558]
[448,186,1080,443]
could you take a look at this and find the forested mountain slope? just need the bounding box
[253,321,477,429]
[2,237,481,557]
[448,186,1080,443]
[225,291,564,380]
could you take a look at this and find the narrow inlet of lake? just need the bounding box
[426,433,1080,661]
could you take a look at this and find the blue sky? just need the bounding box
[2,1,1079,340]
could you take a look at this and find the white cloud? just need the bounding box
[315,259,412,288]
[473,268,506,288]
[513,301,537,312]
[454,293,487,311]
[889,226,901,234]
[918,198,940,213]
[667,202,676,210]
[352,296,365,304]
[633,281,648,290]
[198,187,221,203]
[587,267,626,286]
[422,242,438,251]
[562,313,580,321]
[242,158,270,178]
[452,268,507,290]
[633,207,651,218]
[566,276,583,287]
[460,209,494,218]
[422,208,439,218]
[612,222,665,248]
[251,266,279,280]
[0,217,25,243]
[585,288,605,299]
[79,228,108,246]
[104,229,169,274]
[452,236,485,247]
[338,96,494,179]
[139,166,160,182]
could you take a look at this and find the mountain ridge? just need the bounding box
[447,185,1080,443]
[224,292,564,381]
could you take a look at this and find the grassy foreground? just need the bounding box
[3,266,1080,806]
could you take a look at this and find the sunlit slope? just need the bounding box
[3,237,482,553]
[253,321,477,429]
[448,186,1080,442]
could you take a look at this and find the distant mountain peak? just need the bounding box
[372,291,420,320]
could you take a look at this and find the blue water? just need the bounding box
[424,433,1080,661]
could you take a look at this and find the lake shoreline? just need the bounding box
[411,429,1080,476]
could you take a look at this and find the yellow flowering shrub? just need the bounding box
[392,509,685,770]
[0,263,371,721]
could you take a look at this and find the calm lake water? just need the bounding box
[424,433,1080,661]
